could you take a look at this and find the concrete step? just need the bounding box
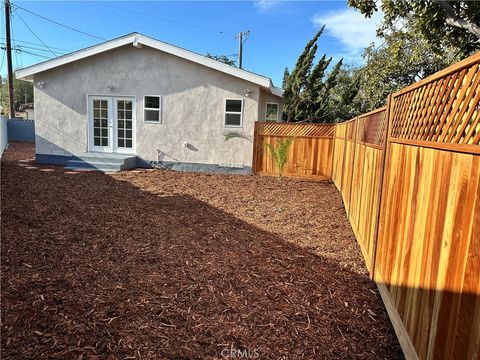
[65,153,137,172]
[65,161,124,172]
[74,154,135,164]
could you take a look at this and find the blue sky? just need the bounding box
[1,1,383,86]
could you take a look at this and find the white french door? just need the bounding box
[88,96,135,154]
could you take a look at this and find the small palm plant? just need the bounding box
[264,136,293,178]
[223,131,294,178]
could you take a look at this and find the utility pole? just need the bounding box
[5,0,15,118]
[237,30,250,69]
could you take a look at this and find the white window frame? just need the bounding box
[224,98,243,128]
[144,95,162,123]
[265,102,279,122]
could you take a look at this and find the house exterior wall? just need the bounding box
[33,44,282,172]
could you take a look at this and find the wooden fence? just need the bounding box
[253,51,480,359]
[332,52,480,360]
[374,53,480,360]
[252,121,334,179]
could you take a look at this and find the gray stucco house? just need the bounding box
[16,33,283,173]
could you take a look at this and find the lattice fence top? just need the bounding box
[357,108,388,147]
[346,121,356,141]
[256,122,334,138]
[391,53,480,146]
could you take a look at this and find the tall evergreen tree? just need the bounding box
[282,28,347,122]
[282,67,290,88]
[283,28,323,121]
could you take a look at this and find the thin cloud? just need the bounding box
[311,8,384,54]
[254,0,282,12]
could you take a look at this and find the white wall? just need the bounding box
[0,115,8,157]
[33,45,282,168]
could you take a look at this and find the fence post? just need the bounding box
[252,122,259,174]
[330,124,337,180]
[339,124,348,194]
[370,95,394,281]
[346,117,359,215]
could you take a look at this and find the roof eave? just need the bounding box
[15,33,277,90]
[16,33,136,80]
[270,85,284,98]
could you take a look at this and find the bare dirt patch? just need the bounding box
[1,143,402,359]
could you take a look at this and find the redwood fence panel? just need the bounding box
[346,108,387,272]
[253,122,334,178]
[374,53,480,360]
[333,52,480,359]
[332,122,347,187]
[252,51,480,359]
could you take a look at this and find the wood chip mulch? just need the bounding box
[1,142,403,359]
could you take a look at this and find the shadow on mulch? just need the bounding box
[1,145,403,360]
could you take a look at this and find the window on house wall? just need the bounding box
[144,96,161,122]
[224,99,243,127]
[265,102,279,122]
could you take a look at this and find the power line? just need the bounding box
[1,45,54,60]
[1,43,68,57]
[94,2,235,37]
[1,42,68,55]
[14,4,107,41]
[0,37,71,52]
[13,9,57,57]
[20,49,53,59]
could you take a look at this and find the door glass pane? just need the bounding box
[117,100,133,149]
[93,99,108,147]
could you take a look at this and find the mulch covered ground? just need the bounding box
[1,142,402,359]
